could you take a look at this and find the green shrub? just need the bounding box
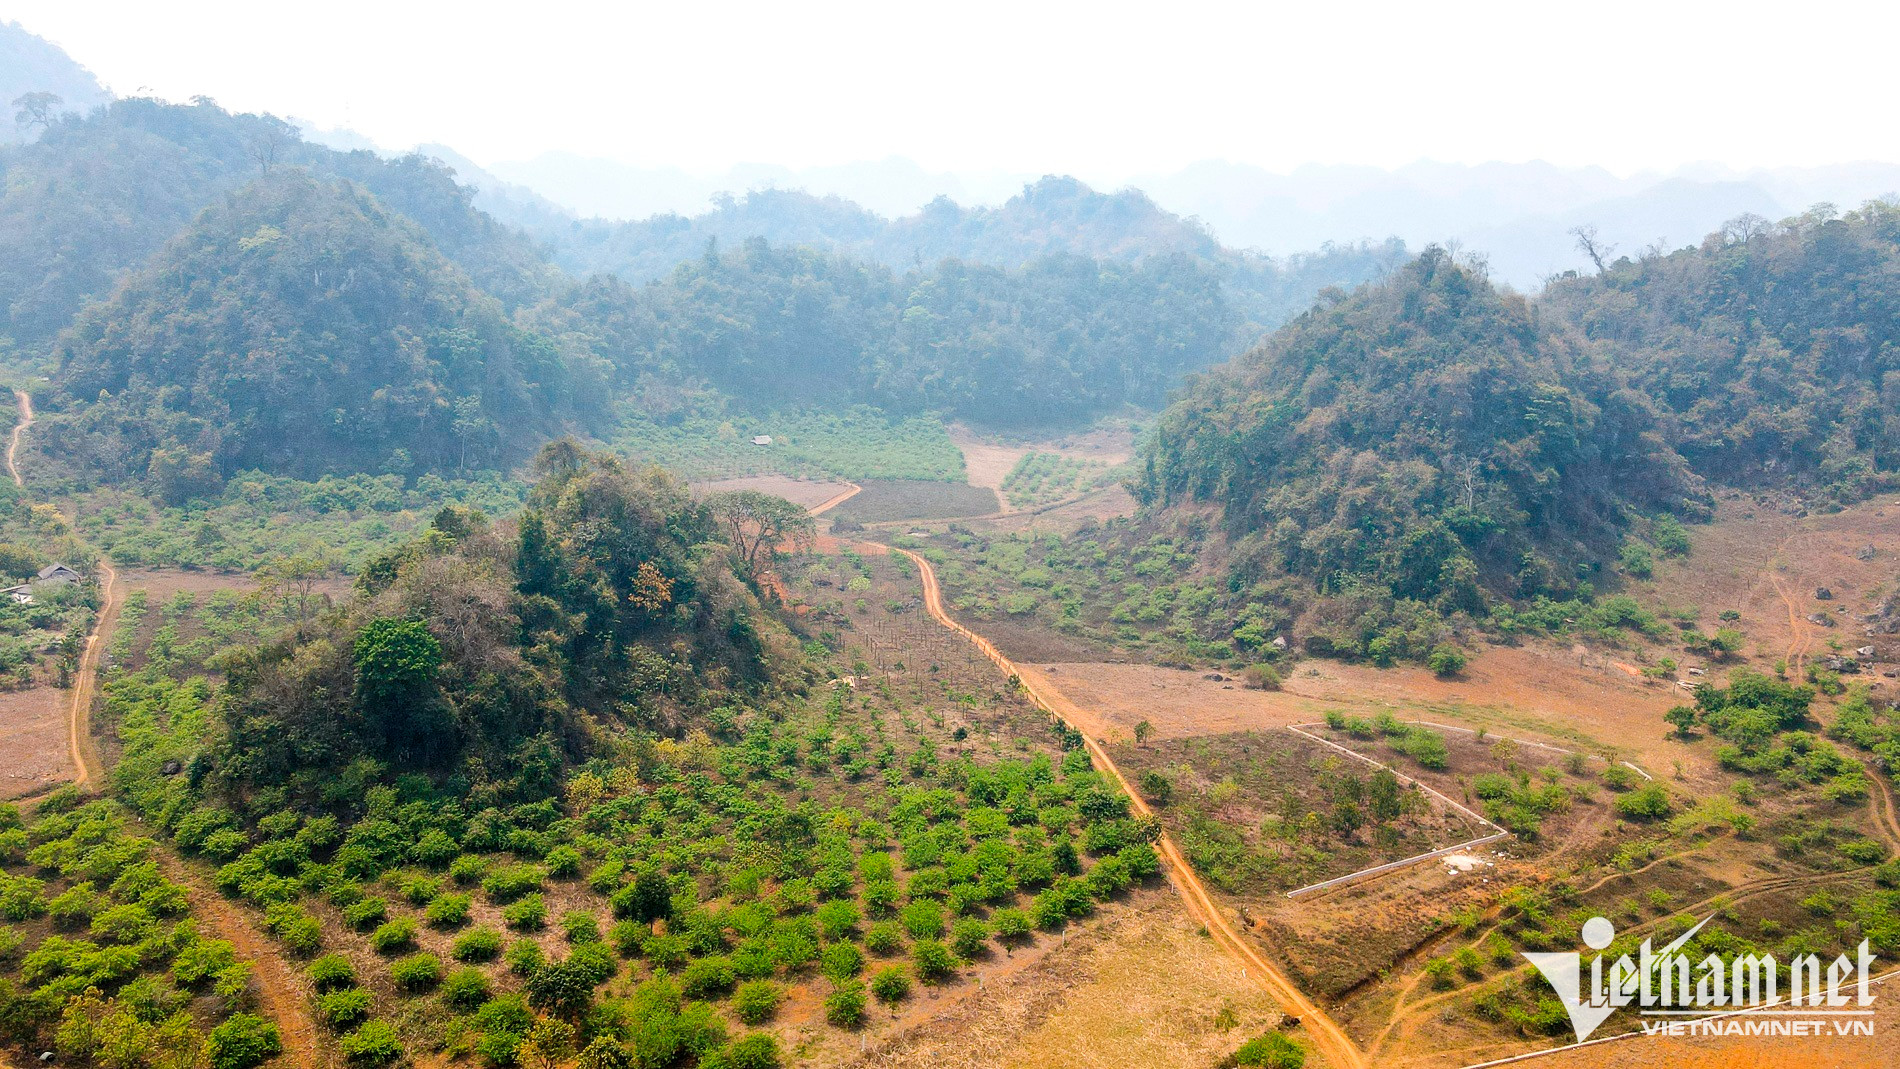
[442,966,491,1010]
[1242,664,1282,691]
[1234,1031,1306,1068]
[505,938,546,976]
[561,911,602,944]
[718,1033,782,1069]
[425,892,471,928]
[911,939,955,981]
[899,900,944,939]
[448,854,487,885]
[1427,644,1468,678]
[948,917,989,959]
[869,965,911,1005]
[865,921,906,955]
[318,988,373,1030]
[207,1014,283,1069]
[454,926,504,962]
[733,980,782,1024]
[483,864,544,903]
[368,917,418,954]
[543,846,583,879]
[1613,783,1672,821]
[343,897,388,930]
[990,908,1032,943]
[681,956,737,998]
[820,940,864,981]
[390,952,443,992]
[824,980,867,1028]
[502,893,547,931]
[307,953,356,992]
[340,1020,403,1065]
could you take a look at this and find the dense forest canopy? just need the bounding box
[528,240,1244,427]
[1137,248,1705,639]
[0,98,556,352]
[45,170,607,488]
[1543,201,1900,502]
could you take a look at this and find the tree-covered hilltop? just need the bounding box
[0,98,556,351]
[209,447,803,802]
[1128,247,1704,658]
[528,239,1244,427]
[44,170,607,488]
[1543,201,1900,502]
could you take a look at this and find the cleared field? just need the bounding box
[694,474,859,510]
[1014,650,1688,776]
[809,889,1287,1069]
[0,683,67,798]
[828,479,1001,524]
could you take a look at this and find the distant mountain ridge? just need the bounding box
[482,149,1900,288]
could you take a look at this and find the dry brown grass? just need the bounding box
[793,888,1286,1069]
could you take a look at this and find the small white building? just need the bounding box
[751,435,773,446]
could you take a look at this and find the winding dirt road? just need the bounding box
[8,389,323,1067]
[886,545,1367,1069]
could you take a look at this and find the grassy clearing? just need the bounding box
[612,406,965,483]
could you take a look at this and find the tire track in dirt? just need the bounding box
[1866,769,1900,851]
[153,851,326,1068]
[1764,534,1815,676]
[884,544,1368,1069]
[10,388,325,1065]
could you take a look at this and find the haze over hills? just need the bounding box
[0,18,111,142]
[480,149,1900,288]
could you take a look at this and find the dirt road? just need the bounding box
[8,389,323,1066]
[887,545,1367,1069]
[65,558,116,790]
[809,481,862,516]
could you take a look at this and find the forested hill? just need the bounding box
[1541,202,1900,502]
[527,177,1406,331]
[197,447,803,798]
[527,241,1242,426]
[44,170,606,488]
[1139,247,1704,612]
[0,98,558,350]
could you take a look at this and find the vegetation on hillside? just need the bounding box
[531,239,1245,427]
[1545,202,1900,503]
[45,171,606,486]
[79,450,1156,1067]
[0,98,555,352]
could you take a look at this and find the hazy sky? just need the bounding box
[7,0,1897,181]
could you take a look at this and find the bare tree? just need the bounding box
[1569,225,1616,274]
[244,117,297,174]
[1721,213,1772,246]
[1446,453,1485,510]
[12,92,61,133]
